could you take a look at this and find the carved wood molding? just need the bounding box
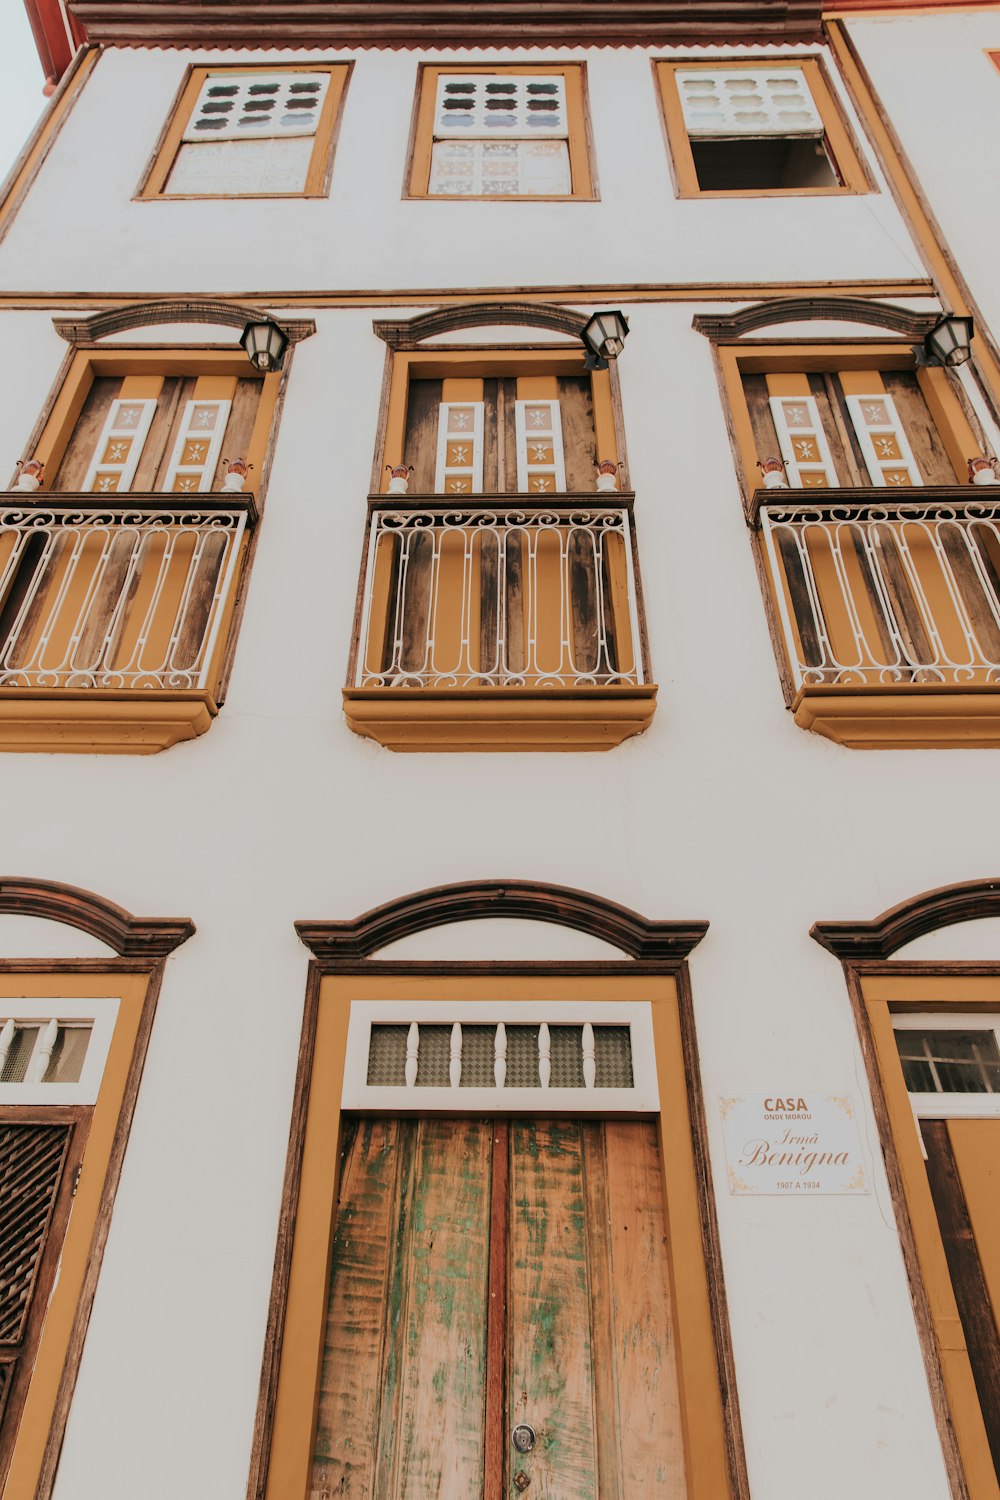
[296,880,709,962]
[811,879,1000,960]
[692,296,939,343]
[53,299,316,346]
[0,878,195,958]
[65,0,824,48]
[373,301,591,349]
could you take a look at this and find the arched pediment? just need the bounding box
[373,301,592,349]
[693,295,940,343]
[53,298,315,346]
[812,879,1000,960]
[0,877,194,958]
[296,880,708,961]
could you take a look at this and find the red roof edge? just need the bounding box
[23,0,80,90]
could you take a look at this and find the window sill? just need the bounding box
[0,688,218,754]
[792,684,1000,749]
[342,685,657,752]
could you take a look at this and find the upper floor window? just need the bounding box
[407,64,595,199]
[139,64,350,199]
[655,57,870,196]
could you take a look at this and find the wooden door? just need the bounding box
[921,1119,1000,1478]
[310,1117,686,1500]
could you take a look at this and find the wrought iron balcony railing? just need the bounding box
[758,488,1000,690]
[0,495,254,692]
[352,495,647,690]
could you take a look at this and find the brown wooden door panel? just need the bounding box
[312,1118,686,1499]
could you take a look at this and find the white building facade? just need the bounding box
[0,3,996,1499]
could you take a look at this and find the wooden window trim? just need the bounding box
[248,958,747,1500]
[0,346,284,755]
[136,62,352,201]
[715,338,995,748]
[654,56,873,199]
[845,966,1000,1500]
[405,62,596,201]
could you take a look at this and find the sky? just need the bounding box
[0,0,49,183]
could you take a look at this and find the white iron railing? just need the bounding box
[0,499,251,691]
[759,494,1000,688]
[356,498,645,688]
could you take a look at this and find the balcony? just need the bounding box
[0,493,254,752]
[757,486,1000,747]
[344,495,656,751]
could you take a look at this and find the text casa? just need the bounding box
[764,1097,809,1112]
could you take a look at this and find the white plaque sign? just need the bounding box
[720,1094,869,1195]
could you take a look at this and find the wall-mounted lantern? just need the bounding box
[581,310,630,371]
[919,313,974,368]
[240,318,289,372]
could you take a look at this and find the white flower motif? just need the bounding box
[886,473,908,486]
[118,407,140,429]
[108,442,128,462]
[529,410,547,428]
[875,438,896,458]
[97,476,115,492]
[451,411,471,430]
[188,443,207,461]
[449,479,469,493]
[795,438,817,460]
[785,405,807,426]
[194,410,216,429]
[530,444,549,462]
[862,403,886,424]
[177,477,197,492]
[451,445,469,464]
[534,478,551,492]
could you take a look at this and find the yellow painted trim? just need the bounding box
[342,685,657,752]
[139,64,349,201]
[859,976,1000,1500]
[407,62,594,200]
[1,970,152,1500]
[440,376,483,403]
[792,683,1000,748]
[655,56,871,199]
[265,971,733,1500]
[917,366,981,481]
[0,50,100,245]
[0,689,218,754]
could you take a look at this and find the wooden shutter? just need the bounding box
[183,72,330,142]
[514,399,567,493]
[434,402,485,494]
[768,391,840,487]
[675,66,823,137]
[433,74,568,139]
[82,399,157,494]
[163,399,232,494]
[844,389,924,488]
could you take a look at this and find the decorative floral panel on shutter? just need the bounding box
[434,403,485,494]
[83,399,157,495]
[768,394,839,487]
[163,399,231,494]
[433,75,568,139]
[429,139,571,196]
[675,67,823,138]
[515,399,567,493]
[183,72,330,141]
[845,393,924,488]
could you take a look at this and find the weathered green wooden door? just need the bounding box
[310,1118,686,1499]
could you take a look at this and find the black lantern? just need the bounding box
[580,310,630,370]
[240,318,289,372]
[921,313,974,368]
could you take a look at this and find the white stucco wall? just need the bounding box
[0,32,992,1500]
[847,10,1000,348]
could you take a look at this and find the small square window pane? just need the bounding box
[42,1026,91,1084]
[0,1026,38,1083]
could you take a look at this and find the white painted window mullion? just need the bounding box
[434,402,485,494]
[515,399,566,493]
[768,394,839,488]
[83,399,158,494]
[845,392,923,488]
[164,399,231,494]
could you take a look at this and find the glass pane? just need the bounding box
[0,1026,38,1083]
[42,1026,91,1084]
[895,1029,1000,1094]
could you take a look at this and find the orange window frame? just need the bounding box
[137,62,351,200]
[406,62,596,201]
[654,56,872,199]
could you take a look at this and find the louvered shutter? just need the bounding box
[768,394,840,487]
[515,400,567,493]
[434,403,485,494]
[163,399,232,494]
[183,72,330,141]
[675,67,823,138]
[83,399,158,494]
[844,393,924,487]
[434,75,568,139]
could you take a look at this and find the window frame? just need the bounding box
[405,61,596,201]
[849,969,1000,1500]
[136,61,352,201]
[249,953,743,1500]
[654,55,873,199]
